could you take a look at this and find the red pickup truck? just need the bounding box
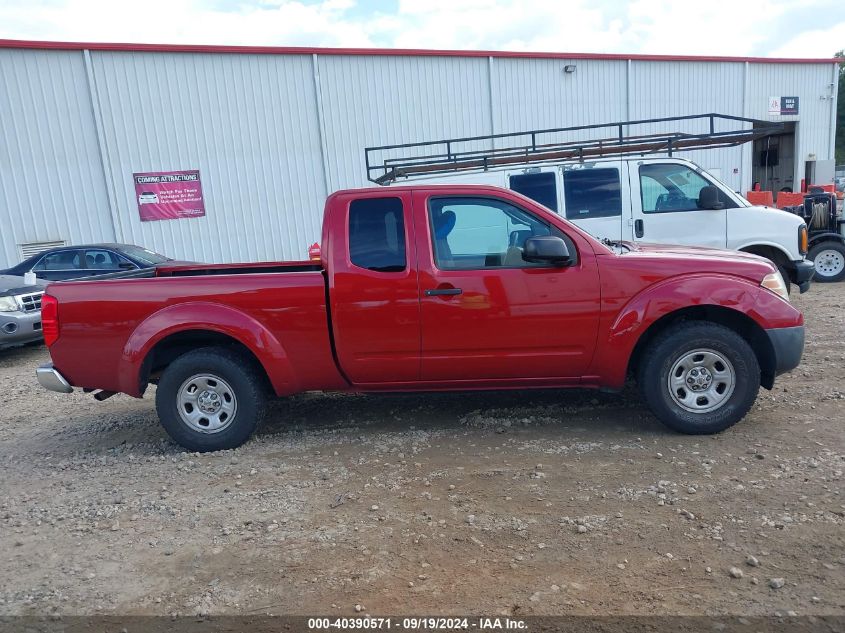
[36,185,804,452]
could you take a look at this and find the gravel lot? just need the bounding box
[1,284,843,618]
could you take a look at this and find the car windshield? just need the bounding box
[118,245,170,265]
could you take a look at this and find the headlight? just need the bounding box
[799,224,808,256]
[761,271,789,302]
[0,296,19,312]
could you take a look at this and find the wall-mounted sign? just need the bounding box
[768,96,799,116]
[133,170,205,222]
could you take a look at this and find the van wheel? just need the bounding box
[637,322,760,435]
[808,242,845,282]
[155,347,267,452]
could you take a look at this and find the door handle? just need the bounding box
[424,287,462,296]
[634,219,644,238]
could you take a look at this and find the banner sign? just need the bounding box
[133,170,205,222]
[767,96,799,116]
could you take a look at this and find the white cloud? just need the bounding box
[0,0,840,58]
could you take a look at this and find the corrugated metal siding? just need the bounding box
[0,47,837,268]
[0,49,115,268]
[490,58,627,144]
[316,54,492,191]
[88,50,326,263]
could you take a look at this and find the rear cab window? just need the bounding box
[348,197,407,273]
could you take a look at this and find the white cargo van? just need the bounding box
[398,156,813,292]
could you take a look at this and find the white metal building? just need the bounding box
[0,40,839,268]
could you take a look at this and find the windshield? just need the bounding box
[119,245,170,265]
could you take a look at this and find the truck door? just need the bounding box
[327,192,421,384]
[412,190,601,382]
[630,161,727,248]
[559,162,626,242]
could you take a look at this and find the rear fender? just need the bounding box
[595,274,775,388]
[120,302,299,397]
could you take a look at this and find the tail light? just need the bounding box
[308,242,321,261]
[41,294,59,346]
[798,225,808,256]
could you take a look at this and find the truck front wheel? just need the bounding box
[808,241,845,282]
[637,322,760,435]
[155,347,267,452]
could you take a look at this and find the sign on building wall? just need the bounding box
[133,170,205,222]
[767,96,799,116]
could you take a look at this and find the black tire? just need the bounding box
[637,322,760,435]
[776,263,791,295]
[155,346,267,452]
[808,241,845,283]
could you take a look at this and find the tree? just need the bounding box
[836,50,844,165]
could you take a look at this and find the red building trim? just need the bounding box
[0,38,839,64]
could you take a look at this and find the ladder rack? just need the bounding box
[365,113,786,185]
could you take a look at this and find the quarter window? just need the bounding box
[428,197,558,270]
[349,197,406,272]
[562,168,622,220]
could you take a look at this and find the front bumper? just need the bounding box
[0,310,43,349]
[786,260,815,294]
[766,325,805,376]
[36,363,73,393]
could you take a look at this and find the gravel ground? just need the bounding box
[1,284,843,618]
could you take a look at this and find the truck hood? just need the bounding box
[624,242,772,264]
[610,242,776,285]
[0,274,46,297]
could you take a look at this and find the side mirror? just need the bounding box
[118,262,136,270]
[698,185,725,210]
[522,236,572,266]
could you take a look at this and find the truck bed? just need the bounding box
[46,261,345,398]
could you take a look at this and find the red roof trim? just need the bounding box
[0,38,839,64]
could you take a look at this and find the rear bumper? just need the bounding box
[36,363,73,393]
[0,310,43,349]
[786,260,815,293]
[766,325,805,376]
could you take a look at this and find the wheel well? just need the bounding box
[739,245,788,268]
[627,305,777,390]
[140,330,272,395]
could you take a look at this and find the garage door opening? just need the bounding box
[752,121,796,193]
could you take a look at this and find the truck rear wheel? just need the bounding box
[637,322,760,435]
[155,347,267,452]
[808,241,845,282]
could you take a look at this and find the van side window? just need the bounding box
[562,168,622,219]
[639,163,737,212]
[509,172,558,212]
[349,197,406,273]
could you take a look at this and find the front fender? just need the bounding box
[119,301,299,397]
[592,274,801,389]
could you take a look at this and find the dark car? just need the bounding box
[1,244,172,281]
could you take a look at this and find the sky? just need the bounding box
[0,0,843,58]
